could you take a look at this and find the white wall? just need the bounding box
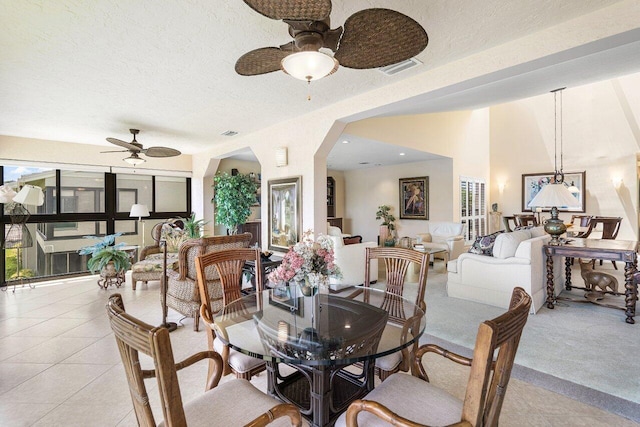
[0,135,192,172]
[344,157,453,243]
[490,73,640,240]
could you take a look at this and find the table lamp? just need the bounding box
[528,183,580,245]
[129,204,150,247]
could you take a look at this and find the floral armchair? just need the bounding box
[165,233,252,331]
[131,218,185,290]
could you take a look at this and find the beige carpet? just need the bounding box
[405,263,640,423]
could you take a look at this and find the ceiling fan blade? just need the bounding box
[100,149,128,154]
[235,46,293,76]
[334,8,428,69]
[144,147,181,158]
[243,0,331,20]
[106,137,142,152]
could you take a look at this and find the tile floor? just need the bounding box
[0,273,638,427]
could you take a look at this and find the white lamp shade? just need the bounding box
[0,185,17,203]
[130,204,150,218]
[13,185,44,206]
[281,51,339,81]
[528,183,580,209]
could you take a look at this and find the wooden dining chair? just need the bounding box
[513,213,538,227]
[502,215,517,232]
[339,287,532,427]
[196,248,267,380]
[362,246,429,381]
[590,217,623,269]
[568,215,595,265]
[105,294,302,427]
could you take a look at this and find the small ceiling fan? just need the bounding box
[103,129,181,165]
[235,0,428,82]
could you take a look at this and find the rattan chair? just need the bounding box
[339,287,532,427]
[131,218,184,290]
[590,217,623,269]
[196,248,266,380]
[165,233,252,331]
[105,294,302,427]
[361,246,428,381]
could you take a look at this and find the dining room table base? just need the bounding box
[266,359,375,427]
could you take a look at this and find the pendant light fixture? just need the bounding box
[528,87,580,245]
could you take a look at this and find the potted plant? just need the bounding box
[213,171,258,235]
[182,213,209,238]
[376,205,396,246]
[78,233,132,285]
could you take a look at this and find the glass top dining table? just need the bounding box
[213,284,426,426]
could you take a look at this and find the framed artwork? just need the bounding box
[399,176,429,220]
[268,176,301,252]
[521,171,586,212]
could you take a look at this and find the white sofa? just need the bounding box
[446,227,563,314]
[417,221,465,261]
[326,226,378,291]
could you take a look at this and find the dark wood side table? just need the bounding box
[243,255,283,291]
[544,238,638,324]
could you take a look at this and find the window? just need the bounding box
[155,176,187,212]
[460,177,486,244]
[1,164,191,286]
[116,174,151,212]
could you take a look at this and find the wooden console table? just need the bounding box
[544,238,638,324]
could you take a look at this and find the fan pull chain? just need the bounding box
[307,78,312,101]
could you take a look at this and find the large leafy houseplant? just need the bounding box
[213,172,258,235]
[78,233,131,275]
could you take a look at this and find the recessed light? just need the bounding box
[342,140,350,144]
[399,152,406,156]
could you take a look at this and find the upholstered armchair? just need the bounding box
[165,233,252,331]
[417,221,465,262]
[131,218,185,290]
[326,226,378,292]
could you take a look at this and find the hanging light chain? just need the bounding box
[551,87,566,184]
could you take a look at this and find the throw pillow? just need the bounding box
[343,235,363,245]
[468,231,504,256]
[492,230,531,259]
[161,224,187,252]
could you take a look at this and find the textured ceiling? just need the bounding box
[0,0,631,163]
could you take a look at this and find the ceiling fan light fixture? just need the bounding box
[124,153,145,165]
[281,51,339,82]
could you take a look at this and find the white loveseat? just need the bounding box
[326,226,378,291]
[446,227,563,314]
[417,221,465,261]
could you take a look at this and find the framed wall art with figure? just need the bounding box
[399,176,429,220]
[268,176,301,252]
[521,171,585,212]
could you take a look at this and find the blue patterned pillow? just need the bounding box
[468,231,504,256]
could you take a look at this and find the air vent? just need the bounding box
[221,130,238,137]
[378,57,422,76]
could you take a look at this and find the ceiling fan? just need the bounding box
[235,0,429,83]
[103,129,181,165]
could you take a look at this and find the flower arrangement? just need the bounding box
[268,231,341,288]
